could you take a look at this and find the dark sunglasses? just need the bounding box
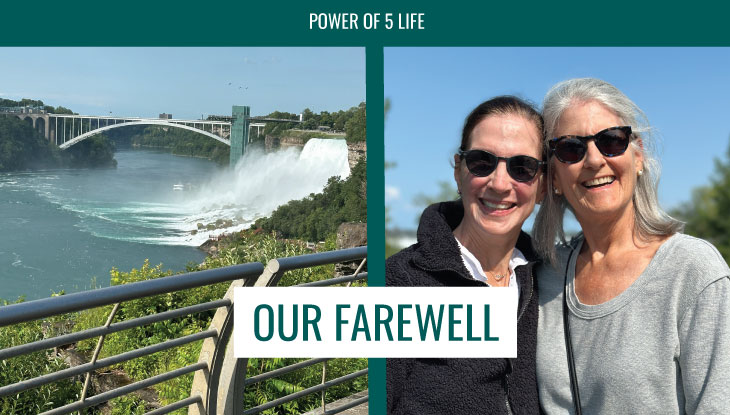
[549,126,633,164]
[458,149,545,182]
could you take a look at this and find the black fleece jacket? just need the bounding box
[386,201,540,415]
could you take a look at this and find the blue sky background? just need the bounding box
[0,48,365,119]
[385,47,730,232]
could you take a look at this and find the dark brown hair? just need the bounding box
[460,95,544,154]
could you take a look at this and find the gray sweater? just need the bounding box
[536,233,730,414]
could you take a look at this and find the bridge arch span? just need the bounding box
[58,120,230,150]
[35,117,45,136]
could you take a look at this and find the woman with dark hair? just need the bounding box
[534,78,730,413]
[386,96,545,414]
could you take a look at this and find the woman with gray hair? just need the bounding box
[533,78,730,414]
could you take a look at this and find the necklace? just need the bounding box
[489,270,508,285]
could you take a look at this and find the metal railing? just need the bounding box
[0,246,368,415]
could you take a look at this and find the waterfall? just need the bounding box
[176,138,351,245]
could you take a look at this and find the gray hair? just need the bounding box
[532,78,684,265]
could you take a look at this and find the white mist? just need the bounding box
[176,138,351,245]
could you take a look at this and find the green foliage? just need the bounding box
[384,98,401,257]
[68,230,362,413]
[53,106,75,115]
[75,260,223,409]
[109,394,148,415]
[126,125,230,165]
[264,103,365,144]
[0,299,82,413]
[198,230,336,286]
[66,133,118,168]
[1,230,366,414]
[0,115,117,171]
[672,139,730,260]
[345,102,366,143]
[244,357,368,414]
[0,116,65,171]
[412,181,458,220]
[277,129,345,144]
[255,159,367,242]
[0,98,45,108]
[0,97,74,115]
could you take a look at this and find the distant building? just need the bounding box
[159,113,172,119]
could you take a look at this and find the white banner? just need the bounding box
[233,287,517,358]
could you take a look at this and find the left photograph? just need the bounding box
[0,47,368,414]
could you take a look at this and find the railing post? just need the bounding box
[189,273,258,415]
[79,302,121,406]
[187,249,366,415]
[255,259,284,287]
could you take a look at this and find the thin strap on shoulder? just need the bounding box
[563,247,582,415]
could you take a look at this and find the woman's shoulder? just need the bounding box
[655,233,730,289]
[534,240,578,294]
[661,233,729,273]
[385,244,420,286]
[536,239,580,273]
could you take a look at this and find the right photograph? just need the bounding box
[384,47,730,414]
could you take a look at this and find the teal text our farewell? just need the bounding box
[253,303,499,342]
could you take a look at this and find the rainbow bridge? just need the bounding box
[0,105,301,167]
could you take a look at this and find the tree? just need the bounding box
[301,108,314,121]
[319,111,332,127]
[255,159,366,242]
[334,112,348,131]
[53,106,74,115]
[66,134,117,168]
[19,98,44,107]
[345,103,366,142]
[0,116,64,171]
[672,138,730,260]
[302,118,318,130]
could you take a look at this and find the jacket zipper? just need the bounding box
[507,264,533,414]
[418,260,535,415]
[504,359,513,414]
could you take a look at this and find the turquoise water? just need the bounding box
[0,139,350,302]
[0,149,216,301]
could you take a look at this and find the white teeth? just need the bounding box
[584,176,615,187]
[482,200,513,209]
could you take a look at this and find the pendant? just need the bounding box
[493,273,505,281]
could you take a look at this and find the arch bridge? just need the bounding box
[1,106,301,167]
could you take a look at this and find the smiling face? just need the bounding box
[551,100,644,225]
[454,113,543,241]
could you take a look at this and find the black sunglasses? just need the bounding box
[549,126,633,164]
[458,149,545,183]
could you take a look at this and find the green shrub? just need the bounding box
[0,300,82,413]
[70,231,363,413]
[1,231,365,414]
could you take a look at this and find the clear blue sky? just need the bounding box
[0,48,365,119]
[385,47,730,231]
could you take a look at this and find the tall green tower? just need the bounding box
[230,105,250,167]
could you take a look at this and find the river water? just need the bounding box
[0,140,350,301]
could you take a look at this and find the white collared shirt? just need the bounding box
[455,237,526,315]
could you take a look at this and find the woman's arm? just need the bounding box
[679,276,730,414]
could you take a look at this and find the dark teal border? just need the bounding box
[366,45,385,415]
[5,3,730,47]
